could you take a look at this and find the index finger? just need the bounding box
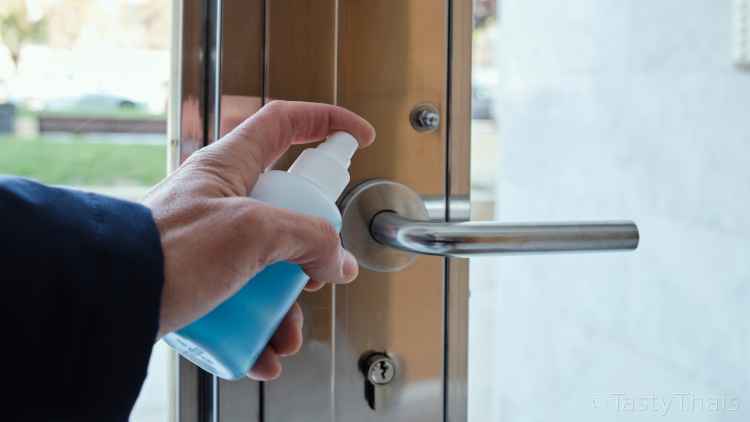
[216,100,376,191]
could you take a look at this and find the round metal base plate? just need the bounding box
[338,179,429,272]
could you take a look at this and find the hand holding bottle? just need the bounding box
[142,101,375,380]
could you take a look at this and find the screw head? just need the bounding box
[410,104,441,132]
[365,354,396,385]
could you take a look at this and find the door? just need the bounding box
[174,1,473,420]
[172,1,638,421]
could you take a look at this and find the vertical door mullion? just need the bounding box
[445,2,472,421]
[175,0,210,421]
[214,0,267,419]
[201,0,223,418]
[176,0,237,420]
[262,1,339,421]
[334,1,449,420]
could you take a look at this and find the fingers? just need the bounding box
[237,202,361,382]
[304,279,325,292]
[247,346,281,381]
[269,303,303,356]
[255,205,359,285]
[213,101,376,191]
[247,302,304,381]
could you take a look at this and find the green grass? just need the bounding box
[15,105,38,119]
[0,135,166,187]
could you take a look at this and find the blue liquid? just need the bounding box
[164,169,343,381]
[165,262,308,380]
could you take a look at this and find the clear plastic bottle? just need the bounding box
[164,132,359,380]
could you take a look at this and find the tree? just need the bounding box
[474,0,496,28]
[128,1,170,50]
[0,0,47,72]
[43,0,91,50]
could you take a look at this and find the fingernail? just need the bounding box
[292,305,304,327]
[341,250,359,282]
[368,124,377,144]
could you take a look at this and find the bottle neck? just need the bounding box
[288,149,349,203]
[286,132,358,203]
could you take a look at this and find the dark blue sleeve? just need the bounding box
[0,176,164,421]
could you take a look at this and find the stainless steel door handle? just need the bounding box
[339,179,639,272]
[371,212,638,257]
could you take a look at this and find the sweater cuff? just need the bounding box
[82,191,165,416]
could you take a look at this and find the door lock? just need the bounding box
[359,352,397,411]
[364,353,396,385]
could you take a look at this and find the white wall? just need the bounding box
[469,1,750,421]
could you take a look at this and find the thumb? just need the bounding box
[199,101,375,195]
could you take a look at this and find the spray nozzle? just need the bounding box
[316,132,358,167]
[287,131,360,202]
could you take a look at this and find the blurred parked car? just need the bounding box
[0,102,15,134]
[472,83,495,120]
[44,94,150,117]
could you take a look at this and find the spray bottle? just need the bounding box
[164,132,358,380]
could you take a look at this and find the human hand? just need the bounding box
[142,101,375,380]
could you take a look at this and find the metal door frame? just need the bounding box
[170,1,471,420]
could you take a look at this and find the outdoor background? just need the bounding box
[0,0,171,420]
[0,0,168,197]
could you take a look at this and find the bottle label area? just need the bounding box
[165,333,234,379]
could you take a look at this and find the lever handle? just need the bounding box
[370,212,638,258]
[339,179,639,272]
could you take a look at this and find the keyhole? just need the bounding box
[364,380,375,410]
[378,361,389,380]
[360,352,396,411]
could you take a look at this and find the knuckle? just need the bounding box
[183,147,231,175]
[239,204,275,264]
[313,218,341,257]
[181,147,209,168]
[242,204,272,235]
[239,202,264,225]
[263,100,287,115]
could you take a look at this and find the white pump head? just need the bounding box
[288,131,359,202]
